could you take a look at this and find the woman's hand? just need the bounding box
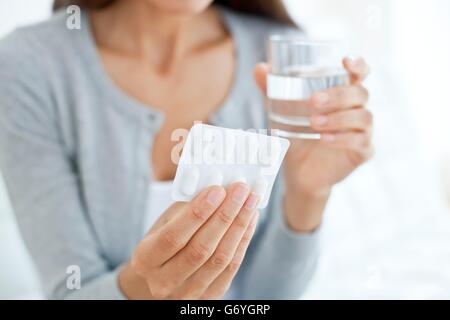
[254,57,374,232]
[119,183,259,299]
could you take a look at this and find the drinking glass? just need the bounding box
[267,36,350,139]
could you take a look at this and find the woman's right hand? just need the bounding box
[119,183,260,299]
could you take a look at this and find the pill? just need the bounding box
[180,167,200,196]
[205,170,224,186]
[253,176,268,198]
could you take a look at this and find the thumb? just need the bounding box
[253,63,269,93]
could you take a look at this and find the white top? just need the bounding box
[143,180,174,235]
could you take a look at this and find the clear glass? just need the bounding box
[267,36,350,139]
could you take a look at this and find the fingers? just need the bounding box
[156,183,251,293]
[311,108,373,132]
[310,85,369,111]
[201,212,259,300]
[321,131,374,159]
[295,56,369,112]
[133,185,226,270]
[253,63,269,93]
[173,194,260,299]
[308,57,372,154]
[147,201,183,234]
[343,56,370,84]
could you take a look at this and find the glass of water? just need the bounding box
[267,36,350,140]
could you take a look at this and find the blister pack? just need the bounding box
[171,124,290,209]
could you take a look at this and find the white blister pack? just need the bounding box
[172,124,290,209]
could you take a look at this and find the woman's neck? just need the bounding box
[90,1,227,71]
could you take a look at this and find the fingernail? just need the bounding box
[206,187,226,206]
[322,134,336,142]
[312,115,328,126]
[232,184,250,203]
[245,193,260,210]
[314,92,329,107]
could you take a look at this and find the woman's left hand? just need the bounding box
[254,57,374,232]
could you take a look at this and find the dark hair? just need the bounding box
[53,0,296,26]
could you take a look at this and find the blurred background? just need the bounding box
[1,0,449,299]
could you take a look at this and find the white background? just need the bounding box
[1,0,450,299]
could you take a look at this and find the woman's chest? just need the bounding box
[100,40,235,119]
[100,44,236,180]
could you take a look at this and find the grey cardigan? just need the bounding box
[0,7,320,299]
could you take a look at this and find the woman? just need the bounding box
[0,0,372,299]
